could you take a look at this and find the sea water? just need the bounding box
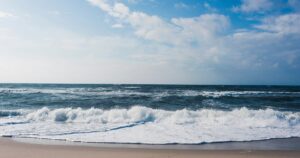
[0,84,299,144]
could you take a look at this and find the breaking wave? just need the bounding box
[0,106,300,144]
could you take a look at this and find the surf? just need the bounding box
[0,106,299,144]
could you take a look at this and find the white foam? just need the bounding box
[0,107,300,144]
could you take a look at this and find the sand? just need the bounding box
[0,138,299,158]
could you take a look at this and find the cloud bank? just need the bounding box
[86,0,300,83]
[0,0,299,84]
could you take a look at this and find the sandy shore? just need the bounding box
[0,138,300,158]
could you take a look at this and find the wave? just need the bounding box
[0,106,300,144]
[1,87,300,99]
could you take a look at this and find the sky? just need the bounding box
[0,0,300,85]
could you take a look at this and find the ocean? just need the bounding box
[0,84,300,144]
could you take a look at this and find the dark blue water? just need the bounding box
[1,84,300,111]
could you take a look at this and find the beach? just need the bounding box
[1,138,300,158]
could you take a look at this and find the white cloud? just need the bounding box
[227,28,300,69]
[255,13,300,34]
[171,14,229,41]
[0,26,218,84]
[85,0,300,71]
[87,0,229,47]
[88,0,130,19]
[112,2,130,18]
[87,0,114,16]
[0,11,15,18]
[233,0,273,13]
[128,11,181,45]
[88,0,176,44]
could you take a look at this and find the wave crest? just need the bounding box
[22,106,300,126]
[25,106,155,124]
[1,106,300,144]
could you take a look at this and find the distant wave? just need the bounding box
[1,106,300,144]
[1,87,300,98]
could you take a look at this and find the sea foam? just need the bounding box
[0,106,300,144]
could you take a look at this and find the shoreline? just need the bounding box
[1,138,300,158]
[9,137,300,150]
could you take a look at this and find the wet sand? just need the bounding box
[0,138,300,158]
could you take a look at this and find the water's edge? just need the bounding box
[5,136,300,150]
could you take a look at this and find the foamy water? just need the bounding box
[0,106,299,144]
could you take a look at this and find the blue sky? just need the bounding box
[0,0,299,85]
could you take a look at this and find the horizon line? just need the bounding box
[0,82,300,86]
